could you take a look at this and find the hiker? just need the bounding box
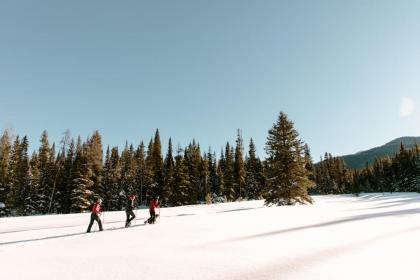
[87,198,103,233]
[145,197,159,224]
[125,194,136,227]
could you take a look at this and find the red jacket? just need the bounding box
[92,202,101,214]
[149,199,159,211]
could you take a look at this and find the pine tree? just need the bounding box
[412,145,420,192]
[216,163,226,202]
[223,142,235,201]
[313,156,326,194]
[86,131,103,200]
[352,170,361,195]
[119,143,136,208]
[200,153,210,203]
[6,136,22,214]
[162,138,175,206]
[55,130,73,213]
[61,139,75,213]
[26,152,40,215]
[172,147,190,206]
[70,137,93,213]
[381,156,393,193]
[208,150,219,196]
[53,150,66,213]
[102,147,121,211]
[0,130,11,216]
[217,149,226,201]
[101,146,112,210]
[324,153,338,193]
[145,138,154,202]
[245,138,264,199]
[146,130,164,199]
[134,142,147,206]
[184,141,201,204]
[303,144,315,182]
[233,130,246,200]
[392,143,411,191]
[37,131,52,213]
[264,112,314,206]
[6,136,31,215]
[17,136,31,215]
[47,143,58,212]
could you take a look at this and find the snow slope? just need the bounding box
[2,193,420,280]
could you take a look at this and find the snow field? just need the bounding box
[2,193,420,279]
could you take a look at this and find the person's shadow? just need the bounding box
[0,220,147,246]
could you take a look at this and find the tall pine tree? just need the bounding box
[70,137,93,212]
[37,131,53,213]
[172,147,190,206]
[134,142,148,206]
[162,138,175,206]
[264,112,314,205]
[233,130,246,200]
[223,142,235,201]
[86,131,103,199]
[245,138,265,200]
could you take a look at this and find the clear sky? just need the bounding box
[1,0,420,160]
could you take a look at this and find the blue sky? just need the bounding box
[1,0,420,160]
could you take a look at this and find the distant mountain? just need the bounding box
[341,136,420,169]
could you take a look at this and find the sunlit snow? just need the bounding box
[2,193,420,279]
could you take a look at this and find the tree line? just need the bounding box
[0,112,316,216]
[0,128,268,216]
[3,111,418,217]
[312,143,420,195]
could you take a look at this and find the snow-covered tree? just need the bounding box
[70,138,93,213]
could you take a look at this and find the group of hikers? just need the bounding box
[86,195,160,233]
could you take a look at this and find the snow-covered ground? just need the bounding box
[2,193,420,280]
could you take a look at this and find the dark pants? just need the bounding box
[125,210,135,226]
[87,213,103,232]
[148,209,156,224]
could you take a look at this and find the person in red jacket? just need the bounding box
[87,198,103,232]
[145,197,159,224]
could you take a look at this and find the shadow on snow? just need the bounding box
[0,220,147,246]
[219,207,420,244]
